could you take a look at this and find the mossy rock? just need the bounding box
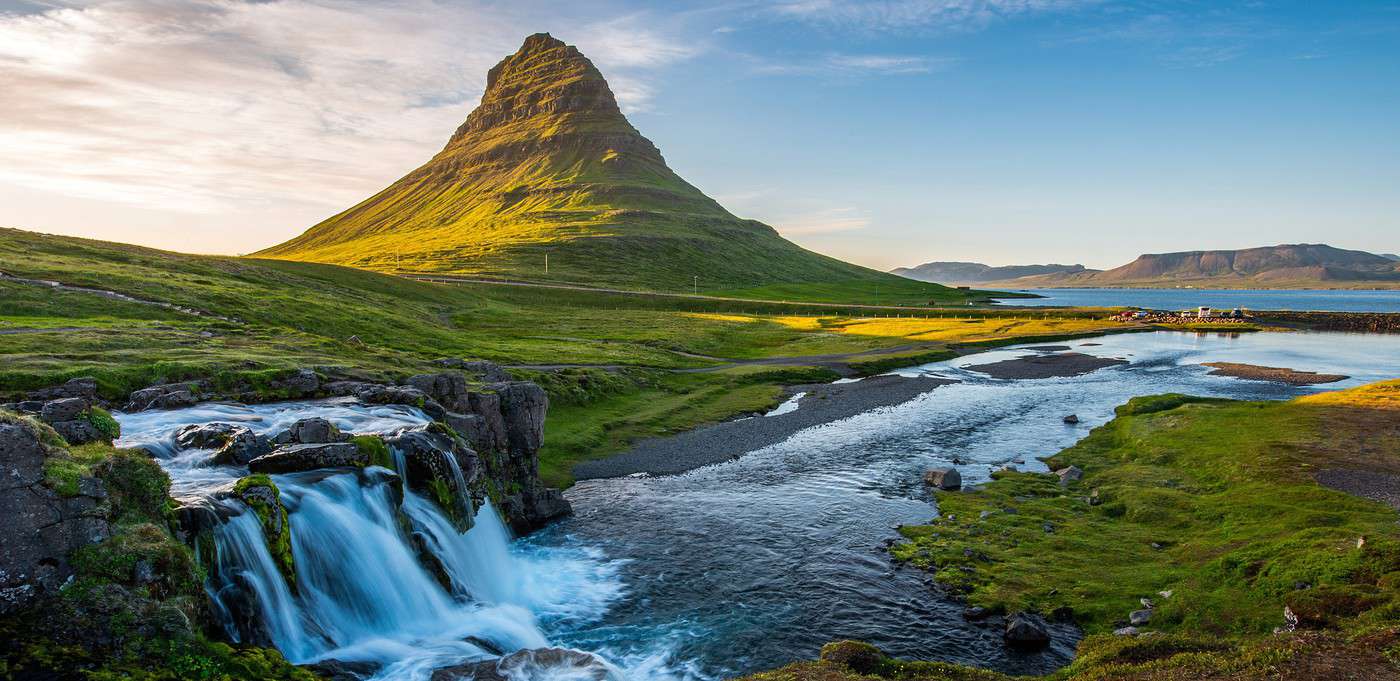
[233,475,296,590]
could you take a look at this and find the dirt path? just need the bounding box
[0,270,239,323]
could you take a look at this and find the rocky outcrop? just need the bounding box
[1,395,119,446]
[127,383,200,411]
[248,443,365,474]
[1003,611,1051,648]
[174,422,271,465]
[384,427,479,531]
[924,467,961,490]
[271,417,349,445]
[231,475,295,590]
[0,414,110,614]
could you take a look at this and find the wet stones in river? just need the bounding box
[174,422,271,465]
[924,467,962,490]
[430,648,614,681]
[1063,414,1080,425]
[247,443,365,474]
[1003,611,1052,648]
[126,383,200,411]
[302,659,381,681]
[271,417,349,445]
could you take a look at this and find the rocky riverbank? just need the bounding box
[1203,362,1348,385]
[572,373,957,479]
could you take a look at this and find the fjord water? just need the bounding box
[116,330,1400,680]
[995,287,1400,312]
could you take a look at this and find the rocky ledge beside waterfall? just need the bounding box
[0,360,572,679]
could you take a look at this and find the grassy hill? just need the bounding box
[254,33,962,304]
[985,244,1400,290]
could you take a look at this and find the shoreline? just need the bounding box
[571,373,957,479]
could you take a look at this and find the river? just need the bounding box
[993,287,1400,312]
[115,330,1400,680]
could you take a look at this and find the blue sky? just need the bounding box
[1,0,1397,269]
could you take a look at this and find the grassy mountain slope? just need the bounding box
[986,244,1400,290]
[256,33,952,302]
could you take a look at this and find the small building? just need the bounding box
[1197,306,1213,318]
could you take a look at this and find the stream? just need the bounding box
[115,330,1400,680]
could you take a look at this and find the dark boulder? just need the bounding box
[1055,465,1084,486]
[248,443,366,474]
[127,383,200,411]
[383,428,479,531]
[272,417,347,445]
[0,417,111,614]
[494,382,547,455]
[407,372,472,414]
[38,397,110,445]
[923,467,962,490]
[1063,414,1080,424]
[174,422,271,465]
[29,377,99,404]
[1003,612,1051,648]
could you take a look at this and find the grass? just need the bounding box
[2,228,1135,489]
[737,381,1400,681]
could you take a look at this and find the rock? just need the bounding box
[383,428,480,531]
[1088,488,1102,506]
[1055,465,1084,486]
[1158,589,1174,599]
[272,417,347,445]
[40,397,88,423]
[1114,626,1139,636]
[962,606,993,620]
[275,368,320,397]
[127,383,199,411]
[1003,612,1051,648]
[248,443,365,474]
[1042,522,1055,533]
[0,418,111,615]
[1063,414,1080,424]
[431,648,613,681]
[174,423,271,466]
[1140,597,1155,609]
[923,467,962,490]
[29,377,99,403]
[433,359,511,383]
[494,382,548,455]
[979,510,994,520]
[818,641,884,674]
[1129,608,1152,626]
[407,372,472,414]
[303,659,381,681]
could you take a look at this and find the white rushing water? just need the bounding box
[115,399,673,681]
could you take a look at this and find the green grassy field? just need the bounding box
[2,227,1133,487]
[742,381,1400,681]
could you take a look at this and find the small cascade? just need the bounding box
[115,399,662,681]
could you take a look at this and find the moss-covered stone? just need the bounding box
[232,475,296,590]
[352,434,392,469]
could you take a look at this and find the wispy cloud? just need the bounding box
[770,0,1096,33]
[772,206,871,235]
[755,52,955,76]
[0,0,693,213]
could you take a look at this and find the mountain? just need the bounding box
[257,33,953,302]
[1382,253,1400,262]
[982,244,1400,289]
[891,261,1091,285]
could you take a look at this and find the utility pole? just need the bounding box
[545,252,549,274]
[693,275,697,295]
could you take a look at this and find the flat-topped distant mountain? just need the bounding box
[1383,253,1400,262]
[890,261,1091,285]
[257,33,952,302]
[980,244,1400,290]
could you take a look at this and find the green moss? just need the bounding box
[232,475,296,589]
[86,405,121,440]
[352,434,392,469]
[427,478,457,518]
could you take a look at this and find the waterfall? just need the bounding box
[116,399,641,681]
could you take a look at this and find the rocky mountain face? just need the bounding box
[982,244,1400,289]
[258,33,910,292]
[891,261,1090,284]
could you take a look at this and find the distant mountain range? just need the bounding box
[889,262,1089,285]
[256,33,944,300]
[894,244,1400,289]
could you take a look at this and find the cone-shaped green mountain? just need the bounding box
[257,33,957,300]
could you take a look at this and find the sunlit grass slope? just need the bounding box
[254,34,965,304]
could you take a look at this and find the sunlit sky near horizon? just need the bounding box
[1,0,1397,270]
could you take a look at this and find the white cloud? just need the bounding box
[0,0,693,214]
[772,206,871,235]
[770,0,1096,33]
[754,52,953,76]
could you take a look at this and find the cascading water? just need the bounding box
[116,399,658,681]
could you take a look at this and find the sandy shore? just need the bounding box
[572,374,956,479]
[965,352,1128,380]
[1202,362,1348,385]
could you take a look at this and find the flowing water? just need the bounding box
[116,330,1400,680]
